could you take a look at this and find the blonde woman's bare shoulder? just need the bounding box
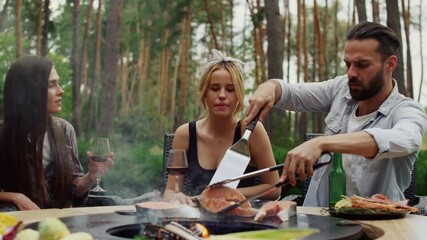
[174,123,190,136]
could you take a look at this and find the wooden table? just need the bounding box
[6,206,427,239]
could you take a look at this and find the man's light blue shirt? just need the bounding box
[274,76,427,207]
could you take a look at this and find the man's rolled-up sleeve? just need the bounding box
[364,102,427,160]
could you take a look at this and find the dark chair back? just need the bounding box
[404,162,419,206]
[162,133,174,192]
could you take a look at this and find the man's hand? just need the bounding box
[245,80,281,124]
[281,138,323,186]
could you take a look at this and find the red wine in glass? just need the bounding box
[166,166,188,176]
[167,149,188,193]
[91,155,108,162]
[90,137,110,193]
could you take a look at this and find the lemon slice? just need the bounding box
[335,199,352,209]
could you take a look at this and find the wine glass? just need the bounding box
[90,137,110,193]
[166,149,188,193]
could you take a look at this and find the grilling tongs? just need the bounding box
[216,152,333,214]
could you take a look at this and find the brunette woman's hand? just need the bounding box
[12,193,40,210]
[86,151,114,182]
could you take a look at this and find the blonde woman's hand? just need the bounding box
[169,192,193,205]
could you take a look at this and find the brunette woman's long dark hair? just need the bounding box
[0,55,72,208]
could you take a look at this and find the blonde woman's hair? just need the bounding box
[198,49,245,117]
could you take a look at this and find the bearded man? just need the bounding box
[245,21,427,207]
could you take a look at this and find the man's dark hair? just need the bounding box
[346,21,401,59]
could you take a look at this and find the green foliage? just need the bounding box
[101,140,164,198]
[416,150,427,196]
[115,105,165,143]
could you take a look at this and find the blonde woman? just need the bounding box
[164,49,280,204]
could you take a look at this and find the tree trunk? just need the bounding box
[351,1,356,26]
[323,0,330,79]
[171,53,178,132]
[355,0,367,22]
[296,0,302,84]
[220,0,226,51]
[313,0,324,81]
[71,0,81,136]
[386,0,406,95]
[137,38,150,106]
[400,0,413,98]
[127,61,138,111]
[241,0,247,60]
[300,0,309,138]
[313,0,324,132]
[286,0,292,135]
[229,0,234,55]
[303,0,308,82]
[203,0,218,49]
[417,0,424,102]
[98,0,123,137]
[158,27,171,132]
[256,0,266,84]
[36,0,43,55]
[176,5,192,128]
[85,0,102,140]
[334,0,339,76]
[265,0,283,79]
[41,0,49,56]
[80,0,94,97]
[296,0,305,141]
[120,50,129,116]
[265,0,283,141]
[371,0,380,22]
[15,0,22,58]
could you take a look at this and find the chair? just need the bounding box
[404,162,419,206]
[162,133,174,193]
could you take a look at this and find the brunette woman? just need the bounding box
[0,55,113,211]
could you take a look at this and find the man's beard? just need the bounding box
[348,69,385,101]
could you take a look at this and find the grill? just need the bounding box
[108,220,276,239]
[25,210,364,240]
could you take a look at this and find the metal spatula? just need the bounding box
[209,113,260,188]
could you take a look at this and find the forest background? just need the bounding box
[0,0,426,199]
